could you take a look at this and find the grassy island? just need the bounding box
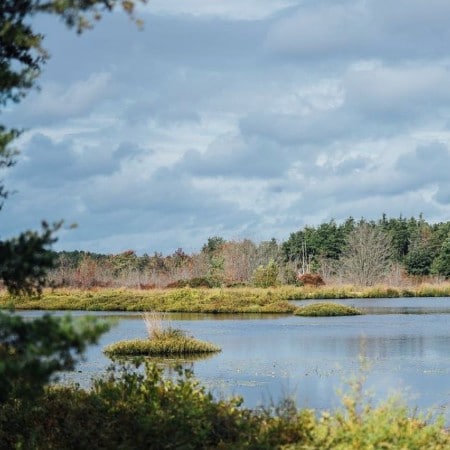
[104,312,220,357]
[104,334,221,357]
[294,302,362,317]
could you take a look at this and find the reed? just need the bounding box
[142,311,168,339]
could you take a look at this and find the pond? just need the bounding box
[20,297,450,421]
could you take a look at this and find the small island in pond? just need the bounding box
[104,312,221,357]
[294,302,362,317]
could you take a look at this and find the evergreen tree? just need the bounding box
[431,236,450,278]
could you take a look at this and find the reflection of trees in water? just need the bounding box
[343,334,448,359]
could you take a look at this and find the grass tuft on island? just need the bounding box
[104,334,221,357]
[294,302,362,317]
[104,312,221,357]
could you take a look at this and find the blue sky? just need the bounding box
[3,0,450,254]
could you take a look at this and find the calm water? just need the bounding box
[19,297,450,421]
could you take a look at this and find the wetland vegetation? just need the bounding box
[1,362,448,449]
[2,284,450,314]
[104,312,220,357]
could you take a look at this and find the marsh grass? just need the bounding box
[294,302,362,317]
[2,283,450,313]
[104,336,221,357]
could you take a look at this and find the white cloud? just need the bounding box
[148,0,296,20]
[17,72,112,124]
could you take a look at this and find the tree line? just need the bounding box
[48,214,450,288]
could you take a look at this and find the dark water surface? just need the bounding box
[20,297,450,421]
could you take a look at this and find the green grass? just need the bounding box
[104,334,221,357]
[1,283,450,313]
[294,302,362,317]
[0,287,299,313]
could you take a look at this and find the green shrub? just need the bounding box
[0,363,448,450]
[187,277,214,288]
[294,302,362,317]
[252,260,279,288]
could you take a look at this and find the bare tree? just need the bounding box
[339,223,392,286]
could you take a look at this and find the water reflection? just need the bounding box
[293,297,450,315]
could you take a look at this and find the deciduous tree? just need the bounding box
[339,223,392,286]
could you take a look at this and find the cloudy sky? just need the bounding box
[3,0,450,254]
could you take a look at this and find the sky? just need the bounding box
[3,0,450,255]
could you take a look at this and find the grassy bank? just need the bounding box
[1,363,448,449]
[1,283,449,313]
[0,287,298,313]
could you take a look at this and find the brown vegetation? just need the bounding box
[297,273,325,287]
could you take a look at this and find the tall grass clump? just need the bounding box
[294,302,362,317]
[142,311,177,339]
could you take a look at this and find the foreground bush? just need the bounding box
[0,364,311,449]
[0,363,447,449]
[294,302,362,317]
[284,397,449,450]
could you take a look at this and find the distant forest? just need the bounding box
[49,215,450,289]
